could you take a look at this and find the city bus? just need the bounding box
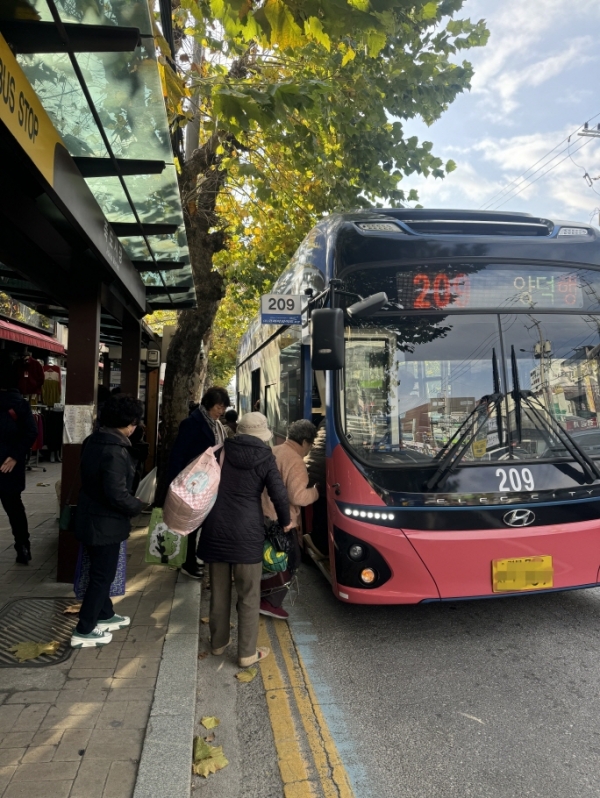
[237,208,600,604]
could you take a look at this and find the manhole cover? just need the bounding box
[0,597,79,668]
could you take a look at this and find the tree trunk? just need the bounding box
[155,141,226,502]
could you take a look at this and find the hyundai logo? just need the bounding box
[503,509,536,527]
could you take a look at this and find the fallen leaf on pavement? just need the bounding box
[192,736,229,778]
[205,733,215,742]
[36,482,50,487]
[200,716,220,730]
[9,641,60,662]
[235,666,257,683]
[201,617,209,624]
[198,652,208,660]
[63,604,82,614]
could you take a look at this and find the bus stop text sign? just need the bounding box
[261,294,302,325]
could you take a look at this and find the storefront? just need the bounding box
[0,1,195,580]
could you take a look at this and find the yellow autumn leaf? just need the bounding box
[63,604,81,614]
[201,716,220,729]
[192,736,229,778]
[9,641,60,662]
[235,666,258,683]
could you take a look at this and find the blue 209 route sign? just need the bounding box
[261,294,302,325]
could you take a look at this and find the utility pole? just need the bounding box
[577,122,600,139]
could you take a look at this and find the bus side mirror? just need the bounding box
[311,308,344,370]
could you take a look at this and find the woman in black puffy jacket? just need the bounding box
[71,395,145,649]
[199,412,292,668]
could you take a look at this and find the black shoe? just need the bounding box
[15,545,29,565]
[180,565,203,580]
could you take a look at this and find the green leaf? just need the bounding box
[347,0,370,11]
[366,31,386,57]
[235,666,258,682]
[192,737,229,778]
[200,716,220,729]
[304,17,331,51]
[263,0,305,50]
[9,641,60,662]
[445,158,457,173]
[422,2,438,19]
[341,46,356,66]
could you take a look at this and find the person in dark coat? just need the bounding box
[0,353,38,564]
[198,412,292,668]
[165,386,229,579]
[71,395,145,649]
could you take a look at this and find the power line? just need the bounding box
[479,110,600,210]
[491,137,595,210]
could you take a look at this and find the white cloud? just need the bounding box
[467,0,600,117]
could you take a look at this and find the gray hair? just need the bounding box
[288,419,317,446]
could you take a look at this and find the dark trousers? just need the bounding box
[76,543,120,634]
[183,527,200,570]
[1,493,29,551]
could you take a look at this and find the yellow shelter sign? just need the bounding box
[0,32,63,187]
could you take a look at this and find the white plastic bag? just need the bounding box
[136,467,157,505]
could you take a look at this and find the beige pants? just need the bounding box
[209,562,263,660]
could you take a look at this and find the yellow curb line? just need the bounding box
[257,617,355,798]
[258,618,318,797]
[274,621,356,798]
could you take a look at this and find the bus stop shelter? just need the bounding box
[0,0,195,580]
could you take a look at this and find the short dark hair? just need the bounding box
[225,409,238,422]
[201,386,230,410]
[99,394,143,429]
[288,419,317,446]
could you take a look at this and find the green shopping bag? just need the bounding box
[145,507,188,568]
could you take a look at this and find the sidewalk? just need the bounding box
[0,464,188,798]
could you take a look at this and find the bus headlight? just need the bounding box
[360,568,376,584]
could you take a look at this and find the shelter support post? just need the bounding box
[145,365,160,474]
[58,285,101,582]
[121,313,141,397]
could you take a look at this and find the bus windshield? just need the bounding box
[341,311,600,467]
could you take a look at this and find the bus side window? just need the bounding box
[251,368,261,412]
[277,341,301,437]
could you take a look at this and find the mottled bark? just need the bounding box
[156,138,227,500]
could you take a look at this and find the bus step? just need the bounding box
[304,536,332,584]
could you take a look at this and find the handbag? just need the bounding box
[263,540,288,573]
[265,519,294,556]
[145,507,188,567]
[74,541,127,599]
[163,444,223,535]
[136,467,157,505]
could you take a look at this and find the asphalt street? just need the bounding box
[193,566,600,798]
[291,566,600,798]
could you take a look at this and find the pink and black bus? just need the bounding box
[237,209,600,604]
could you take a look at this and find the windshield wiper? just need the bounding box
[425,392,504,491]
[509,345,600,483]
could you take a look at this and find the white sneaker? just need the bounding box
[96,614,131,632]
[70,627,113,648]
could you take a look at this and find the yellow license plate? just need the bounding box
[492,556,553,593]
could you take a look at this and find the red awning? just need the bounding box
[0,319,65,355]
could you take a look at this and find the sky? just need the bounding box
[402,0,600,226]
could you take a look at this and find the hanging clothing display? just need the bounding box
[43,364,61,387]
[41,379,61,406]
[17,357,44,397]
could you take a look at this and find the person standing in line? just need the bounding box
[223,409,238,438]
[166,386,229,579]
[0,353,38,565]
[261,419,319,619]
[199,412,292,667]
[70,395,145,648]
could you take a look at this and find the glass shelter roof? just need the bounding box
[2,0,195,311]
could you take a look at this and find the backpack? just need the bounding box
[163,444,223,535]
